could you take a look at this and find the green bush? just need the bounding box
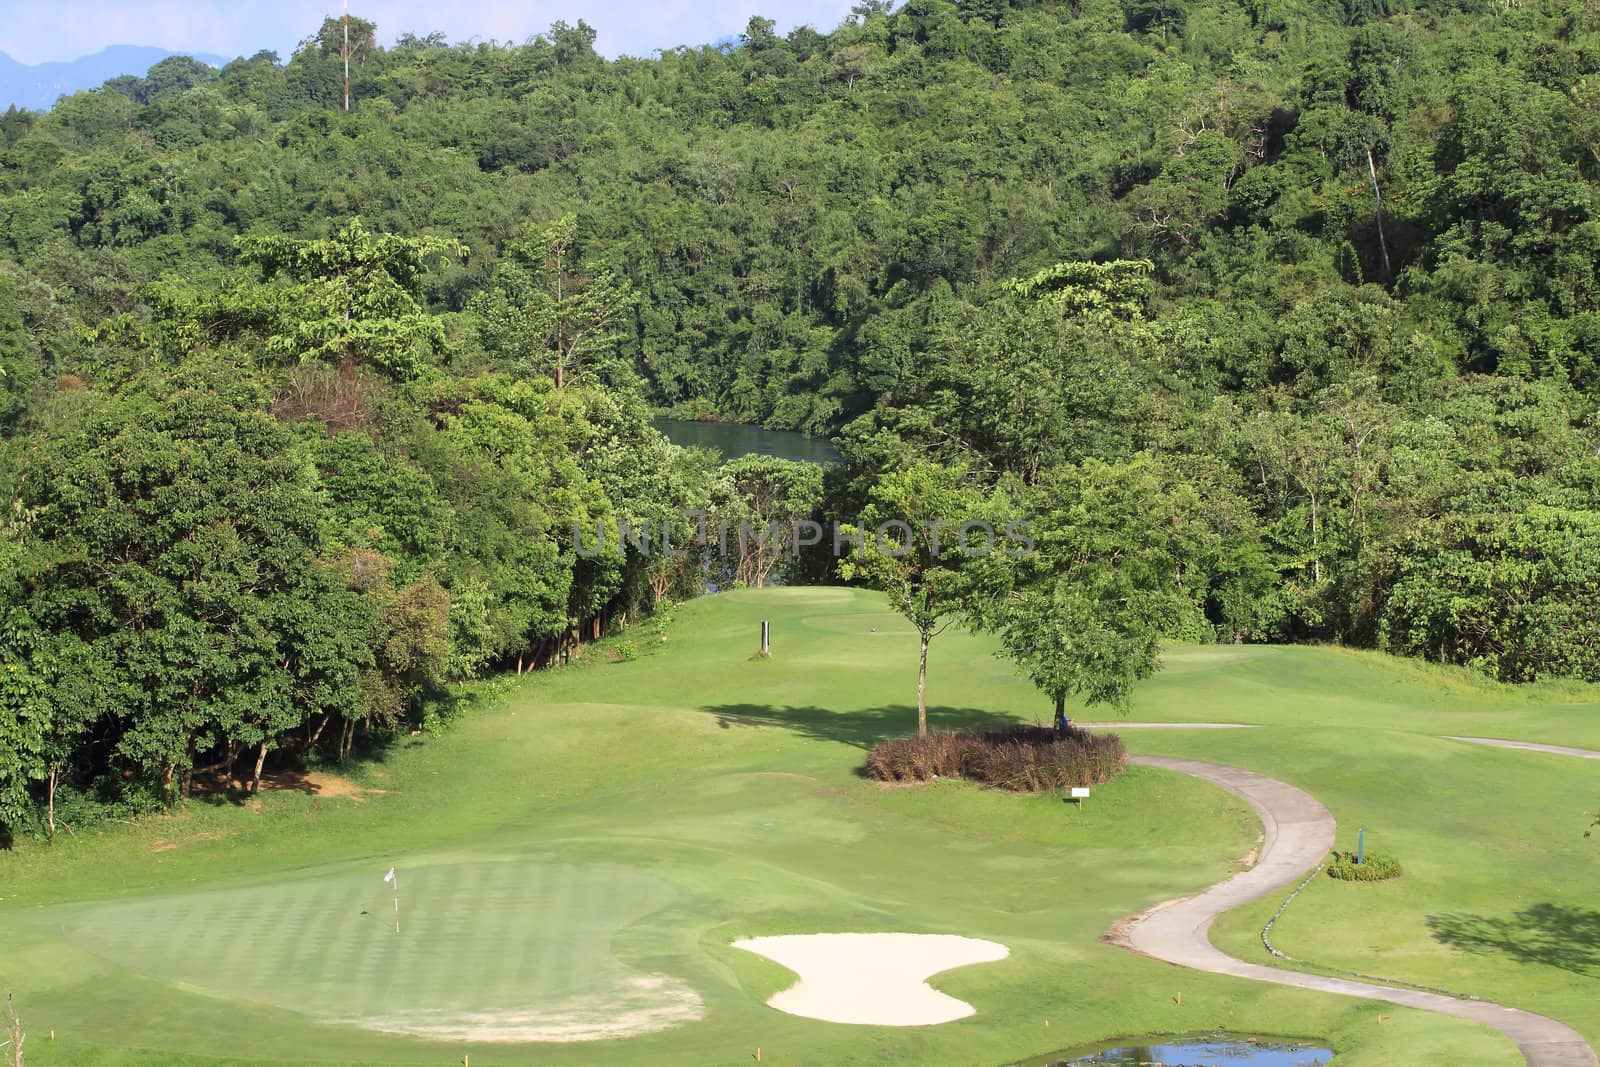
[1327,850,1401,881]
[864,725,1126,793]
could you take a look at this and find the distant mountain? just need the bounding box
[0,46,231,112]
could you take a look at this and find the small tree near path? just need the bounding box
[840,465,995,737]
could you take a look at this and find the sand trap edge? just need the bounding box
[733,932,1009,1027]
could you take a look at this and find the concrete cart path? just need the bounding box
[1110,754,1598,1067]
[1449,737,1600,761]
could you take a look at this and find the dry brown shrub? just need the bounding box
[865,725,1126,792]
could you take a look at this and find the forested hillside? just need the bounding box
[1,0,1598,836]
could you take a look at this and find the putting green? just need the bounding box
[56,861,700,1042]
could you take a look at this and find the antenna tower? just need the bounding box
[343,1,350,112]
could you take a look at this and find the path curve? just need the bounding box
[1450,736,1600,761]
[1110,754,1597,1067]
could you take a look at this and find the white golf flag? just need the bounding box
[383,867,395,884]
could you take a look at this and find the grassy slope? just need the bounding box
[1132,648,1600,1053]
[0,587,1593,1065]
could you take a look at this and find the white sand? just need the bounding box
[345,973,704,1043]
[732,932,1009,1026]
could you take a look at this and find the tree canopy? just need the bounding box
[2,0,1599,835]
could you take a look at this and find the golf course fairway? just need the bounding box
[1,587,1596,1066]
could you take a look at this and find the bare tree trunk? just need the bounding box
[1054,693,1067,736]
[307,714,329,750]
[1367,148,1393,281]
[517,652,524,676]
[190,744,242,786]
[1310,492,1322,584]
[250,740,268,794]
[917,632,930,738]
[47,766,57,839]
[5,993,22,1067]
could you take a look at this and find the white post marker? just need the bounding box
[383,867,399,933]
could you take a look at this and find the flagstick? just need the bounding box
[392,871,400,934]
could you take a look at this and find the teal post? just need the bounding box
[1357,827,1365,865]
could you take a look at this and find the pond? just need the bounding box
[1012,1034,1334,1066]
[654,417,842,465]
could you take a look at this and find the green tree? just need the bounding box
[475,214,636,391]
[839,464,996,736]
[1380,506,1600,683]
[718,455,824,588]
[235,219,466,379]
[977,456,1204,731]
[14,372,371,800]
[0,271,36,429]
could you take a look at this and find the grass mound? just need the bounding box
[864,725,1126,792]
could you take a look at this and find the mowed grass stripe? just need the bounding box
[54,862,688,1032]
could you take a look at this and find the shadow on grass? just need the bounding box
[1427,904,1600,977]
[704,702,1029,750]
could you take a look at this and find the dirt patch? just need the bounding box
[191,768,381,800]
[275,770,381,799]
[1239,830,1265,869]
[149,830,224,855]
[1102,895,1189,952]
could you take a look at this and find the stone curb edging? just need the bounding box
[1449,737,1600,761]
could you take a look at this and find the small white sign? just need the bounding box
[1070,787,1091,799]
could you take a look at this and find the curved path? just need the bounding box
[1110,754,1597,1067]
[1450,736,1600,761]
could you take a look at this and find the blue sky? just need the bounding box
[1,1,861,65]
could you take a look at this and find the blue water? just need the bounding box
[1019,1035,1333,1066]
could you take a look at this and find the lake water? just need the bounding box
[654,418,842,465]
[1015,1035,1334,1066]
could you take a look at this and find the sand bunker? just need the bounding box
[732,932,1008,1026]
[345,973,704,1042]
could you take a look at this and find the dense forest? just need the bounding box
[1,0,1598,836]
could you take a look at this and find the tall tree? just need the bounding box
[0,271,34,430]
[839,464,995,737]
[718,455,824,589]
[12,371,374,800]
[475,214,635,391]
[975,457,1206,731]
[235,219,466,380]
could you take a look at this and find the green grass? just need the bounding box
[0,587,1595,1065]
